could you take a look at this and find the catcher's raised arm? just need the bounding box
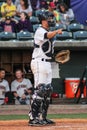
[55,50,70,64]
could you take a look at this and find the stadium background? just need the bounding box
[0,0,87,102]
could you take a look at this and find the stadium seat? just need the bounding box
[56,31,72,40]
[33,24,40,32]
[73,31,87,40]
[0,26,3,32]
[35,9,45,17]
[55,24,67,30]
[30,16,39,24]
[0,32,16,40]
[67,23,84,32]
[50,24,67,31]
[17,31,34,40]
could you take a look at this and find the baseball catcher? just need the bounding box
[29,11,70,126]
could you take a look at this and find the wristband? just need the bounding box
[17,96,20,100]
[24,90,28,96]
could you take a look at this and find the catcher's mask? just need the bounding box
[38,11,55,27]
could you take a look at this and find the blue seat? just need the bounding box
[0,26,3,32]
[49,24,67,31]
[73,31,87,40]
[56,31,72,40]
[0,32,16,40]
[33,24,40,32]
[55,24,67,30]
[35,9,45,17]
[17,31,33,40]
[30,16,39,24]
[67,23,84,32]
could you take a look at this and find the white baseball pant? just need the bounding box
[31,59,52,88]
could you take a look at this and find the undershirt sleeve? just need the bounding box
[44,32,48,39]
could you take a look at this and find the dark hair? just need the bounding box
[22,0,29,9]
[21,12,29,20]
[58,3,68,13]
[15,68,23,73]
[0,68,5,72]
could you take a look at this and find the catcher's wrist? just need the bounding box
[16,96,20,100]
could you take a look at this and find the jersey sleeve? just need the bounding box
[35,27,47,41]
[6,81,10,92]
[26,79,32,89]
[11,81,17,92]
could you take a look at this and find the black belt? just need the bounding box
[32,58,51,62]
[0,98,4,100]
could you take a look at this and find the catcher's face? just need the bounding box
[42,20,49,29]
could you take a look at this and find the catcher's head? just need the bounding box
[38,11,55,28]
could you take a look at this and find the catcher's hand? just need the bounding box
[55,50,70,64]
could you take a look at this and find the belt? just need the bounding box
[0,98,4,100]
[32,58,51,62]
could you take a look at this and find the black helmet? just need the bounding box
[38,11,55,26]
[38,11,54,21]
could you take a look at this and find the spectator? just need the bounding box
[30,0,40,11]
[1,0,16,18]
[0,16,17,32]
[17,12,33,32]
[11,69,32,105]
[40,0,48,9]
[53,0,62,8]
[48,2,60,23]
[16,0,33,17]
[0,68,10,105]
[58,3,74,25]
[63,0,70,8]
[15,0,31,8]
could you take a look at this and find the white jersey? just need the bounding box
[32,27,54,59]
[0,79,9,99]
[11,78,32,97]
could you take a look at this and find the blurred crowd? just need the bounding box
[0,0,75,33]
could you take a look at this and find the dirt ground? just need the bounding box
[0,119,87,130]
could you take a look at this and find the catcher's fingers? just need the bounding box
[55,50,70,64]
[57,29,63,34]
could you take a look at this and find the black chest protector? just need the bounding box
[41,39,54,57]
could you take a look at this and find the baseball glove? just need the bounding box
[55,50,70,64]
